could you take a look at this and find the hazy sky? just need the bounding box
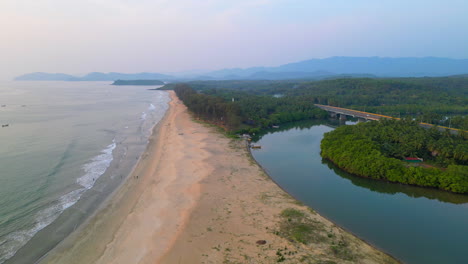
[1,0,468,79]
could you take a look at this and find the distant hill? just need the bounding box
[14,72,76,81]
[112,80,164,86]
[15,72,174,81]
[15,57,468,82]
[244,70,333,80]
[205,57,468,79]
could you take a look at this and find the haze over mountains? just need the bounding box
[15,72,173,82]
[15,57,468,81]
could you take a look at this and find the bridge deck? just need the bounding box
[314,104,464,134]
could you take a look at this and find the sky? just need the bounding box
[1,0,468,80]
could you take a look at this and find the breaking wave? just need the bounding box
[0,141,116,264]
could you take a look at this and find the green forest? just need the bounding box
[172,84,328,133]
[320,119,468,193]
[164,76,468,130]
[168,77,467,192]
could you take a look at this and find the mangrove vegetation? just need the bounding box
[320,119,468,193]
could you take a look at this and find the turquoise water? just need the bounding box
[0,81,169,263]
[251,121,468,264]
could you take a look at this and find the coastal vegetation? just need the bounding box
[321,119,468,193]
[172,83,328,133]
[170,78,468,193]
[275,207,359,262]
[165,76,468,130]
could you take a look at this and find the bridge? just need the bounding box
[314,104,384,121]
[314,104,464,134]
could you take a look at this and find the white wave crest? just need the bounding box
[0,189,85,264]
[0,141,116,263]
[77,141,116,189]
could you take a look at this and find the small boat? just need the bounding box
[2,124,9,127]
[251,145,261,149]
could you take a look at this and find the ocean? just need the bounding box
[0,81,170,263]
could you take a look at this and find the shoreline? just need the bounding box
[247,146,400,262]
[3,89,170,264]
[324,156,466,194]
[41,91,399,264]
[39,91,182,263]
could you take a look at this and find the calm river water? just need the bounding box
[251,120,468,264]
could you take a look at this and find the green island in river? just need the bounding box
[320,119,468,193]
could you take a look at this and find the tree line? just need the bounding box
[173,84,242,130]
[164,76,468,130]
[172,84,328,133]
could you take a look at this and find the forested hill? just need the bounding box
[163,76,468,130]
[321,119,468,193]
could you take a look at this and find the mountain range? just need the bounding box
[15,57,468,81]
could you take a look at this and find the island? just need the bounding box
[111,79,165,86]
[320,119,468,193]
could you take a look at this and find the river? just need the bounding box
[250,120,468,264]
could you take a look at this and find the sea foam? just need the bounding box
[0,141,115,264]
[77,141,116,189]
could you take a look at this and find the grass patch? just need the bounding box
[329,237,356,261]
[281,208,305,218]
[277,208,326,244]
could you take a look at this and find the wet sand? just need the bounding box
[42,91,399,264]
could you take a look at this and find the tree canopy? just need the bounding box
[164,76,468,130]
[321,119,468,193]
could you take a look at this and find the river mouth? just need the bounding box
[251,119,468,264]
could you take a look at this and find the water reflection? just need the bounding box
[251,119,345,141]
[251,120,468,264]
[255,119,468,205]
[321,159,468,204]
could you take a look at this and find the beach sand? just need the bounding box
[42,91,398,264]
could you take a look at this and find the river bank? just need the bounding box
[251,123,468,264]
[41,91,398,264]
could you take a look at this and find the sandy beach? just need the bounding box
[41,91,398,264]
